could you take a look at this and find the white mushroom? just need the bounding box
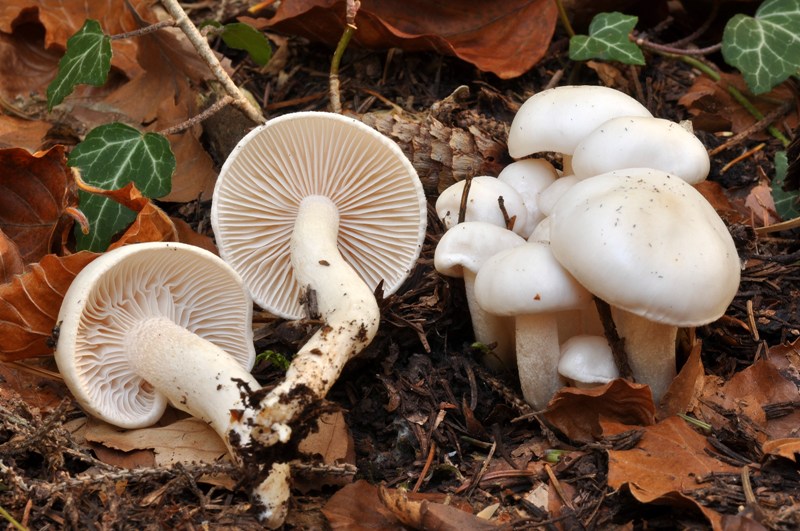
[571,116,710,183]
[211,112,426,526]
[537,175,580,218]
[497,159,558,237]
[558,335,619,388]
[507,85,653,165]
[474,241,592,409]
[435,176,528,236]
[434,221,527,368]
[55,242,257,454]
[549,169,741,403]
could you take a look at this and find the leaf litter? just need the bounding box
[1,0,799,529]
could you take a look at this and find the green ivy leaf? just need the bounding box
[46,19,111,111]
[569,12,645,65]
[221,23,272,66]
[722,0,800,95]
[68,123,176,251]
[772,151,800,220]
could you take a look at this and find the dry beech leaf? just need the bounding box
[170,217,218,255]
[744,180,780,227]
[0,359,69,412]
[0,116,54,152]
[323,480,408,530]
[244,0,558,79]
[694,358,800,443]
[678,72,799,135]
[694,180,751,225]
[543,379,655,442]
[0,251,98,361]
[657,341,705,420]
[83,417,229,467]
[0,229,24,283]
[295,411,357,493]
[377,484,499,530]
[604,416,738,530]
[0,146,77,263]
[762,438,800,462]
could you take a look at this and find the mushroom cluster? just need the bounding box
[434,85,741,409]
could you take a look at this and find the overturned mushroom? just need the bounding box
[211,111,427,525]
[55,242,257,454]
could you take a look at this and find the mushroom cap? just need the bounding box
[434,221,526,277]
[538,175,579,218]
[549,169,741,326]
[497,159,558,237]
[55,242,255,429]
[507,85,653,159]
[211,112,427,319]
[571,116,710,183]
[558,335,619,385]
[435,176,528,236]
[474,241,591,316]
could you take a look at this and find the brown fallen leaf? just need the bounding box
[0,146,78,263]
[657,341,705,420]
[543,378,655,442]
[0,359,68,412]
[245,0,558,79]
[0,116,54,152]
[83,416,229,467]
[0,251,98,361]
[322,480,408,530]
[744,180,779,226]
[378,484,499,530]
[295,411,357,493]
[604,416,738,530]
[762,438,800,462]
[0,229,24,283]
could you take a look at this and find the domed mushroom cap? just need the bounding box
[55,242,255,429]
[474,241,591,316]
[435,176,528,236]
[558,335,619,386]
[507,85,652,159]
[211,112,427,319]
[571,117,710,183]
[497,159,558,237]
[434,221,526,277]
[549,169,741,326]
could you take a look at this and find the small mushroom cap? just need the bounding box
[507,85,652,159]
[558,335,619,385]
[212,112,427,319]
[474,241,591,316]
[550,169,741,326]
[538,175,579,218]
[435,176,528,236]
[571,116,710,183]
[55,242,255,429]
[434,221,526,277]
[497,159,558,237]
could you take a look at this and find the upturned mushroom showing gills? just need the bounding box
[212,111,426,525]
[55,242,257,454]
[549,169,741,403]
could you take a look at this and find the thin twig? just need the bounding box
[329,0,360,113]
[110,19,175,40]
[159,0,265,124]
[159,95,233,135]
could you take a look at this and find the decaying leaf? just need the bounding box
[0,251,98,361]
[244,0,558,79]
[762,438,800,462]
[377,484,499,530]
[605,416,738,530]
[543,379,655,442]
[0,146,77,263]
[657,341,705,420]
[0,229,24,283]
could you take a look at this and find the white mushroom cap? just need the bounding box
[558,335,619,387]
[211,111,427,319]
[549,169,741,326]
[507,85,653,159]
[571,117,710,183]
[435,176,528,236]
[55,242,256,429]
[538,175,579,218]
[474,242,591,316]
[434,221,526,277]
[528,216,551,244]
[497,159,558,237]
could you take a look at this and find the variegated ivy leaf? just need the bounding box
[68,123,175,251]
[722,0,800,95]
[46,19,111,110]
[569,12,645,65]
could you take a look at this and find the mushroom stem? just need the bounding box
[248,195,381,445]
[515,313,563,410]
[463,269,515,369]
[611,306,678,403]
[127,316,260,454]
